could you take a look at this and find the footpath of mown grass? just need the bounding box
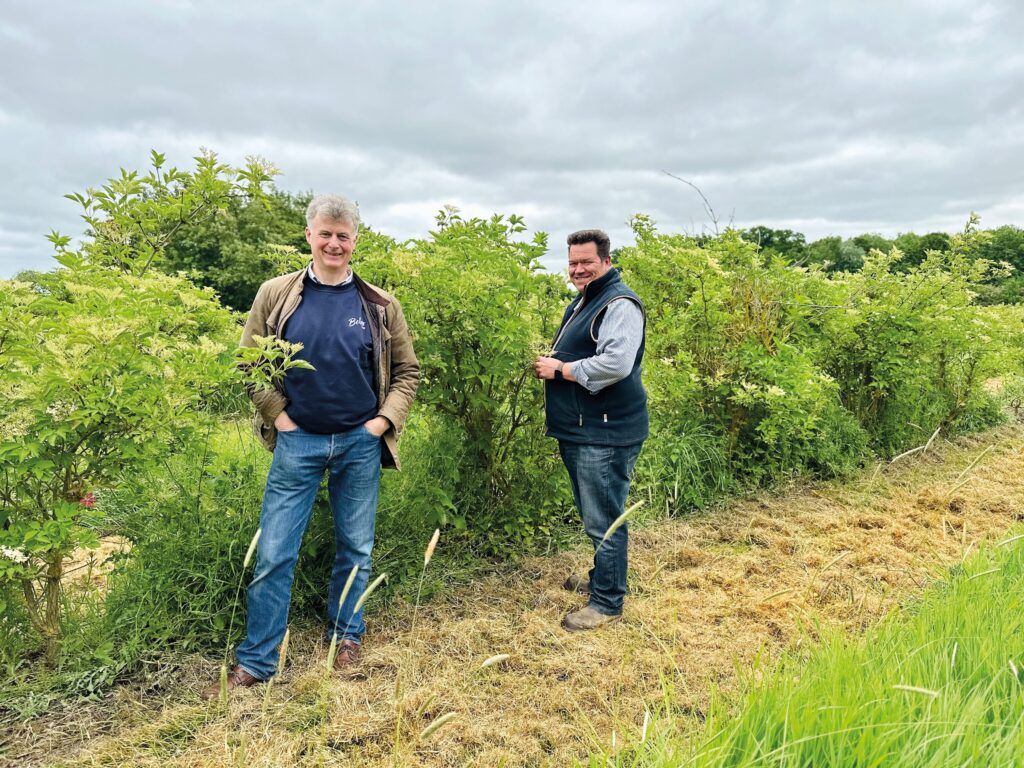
[595,531,1024,767]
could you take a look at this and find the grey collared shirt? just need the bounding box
[569,299,644,393]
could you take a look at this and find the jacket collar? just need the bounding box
[353,272,391,307]
[307,264,353,286]
[577,266,621,306]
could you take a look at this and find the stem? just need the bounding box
[21,577,46,637]
[392,565,428,768]
[224,529,260,669]
[195,422,215,517]
[42,552,64,668]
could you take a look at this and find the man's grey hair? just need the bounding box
[306,194,361,233]
[567,229,612,262]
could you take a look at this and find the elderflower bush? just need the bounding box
[619,218,869,491]
[809,216,1012,454]
[353,209,574,548]
[0,267,241,664]
[0,149,274,667]
[617,214,1015,492]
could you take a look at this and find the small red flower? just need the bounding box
[80,493,96,507]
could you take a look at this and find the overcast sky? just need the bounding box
[2,0,1022,277]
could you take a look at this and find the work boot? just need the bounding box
[202,664,263,700]
[563,574,591,595]
[561,605,622,632]
[333,639,362,673]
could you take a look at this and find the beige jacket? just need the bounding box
[239,267,420,469]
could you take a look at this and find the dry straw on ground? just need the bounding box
[9,425,1024,768]
[61,536,130,591]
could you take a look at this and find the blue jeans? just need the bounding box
[558,441,643,616]
[235,424,381,680]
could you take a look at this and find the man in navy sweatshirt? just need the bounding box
[533,229,648,632]
[210,194,419,696]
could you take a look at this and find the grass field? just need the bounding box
[5,425,1024,767]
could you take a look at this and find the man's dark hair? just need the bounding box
[567,229,611,262]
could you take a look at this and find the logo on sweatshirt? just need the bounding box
[348,317,366,330]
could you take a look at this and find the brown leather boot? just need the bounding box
[561,605,621,632]
[202,664,263,700]
[333,639,362,673]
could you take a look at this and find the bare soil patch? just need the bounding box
[10,426,1024,768]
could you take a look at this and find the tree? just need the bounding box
[740,226,807,262]
[159,190,311,311]
[805,236,842,269]
[850,233,893,255]
[893,231,951,272]
[834,240,866,273]
[355,208,572,546]
[805,237,869,273]
[977,226,1024,272]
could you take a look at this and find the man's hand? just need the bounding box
[274,410,299,432]
[533,356,575,382]
[363,416,391,437]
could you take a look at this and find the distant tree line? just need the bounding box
[738,224,1024,304]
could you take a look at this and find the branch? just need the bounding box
[21,578,47,637]
[661,170,719,235]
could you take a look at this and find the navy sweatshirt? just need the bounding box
[281,275,377,432]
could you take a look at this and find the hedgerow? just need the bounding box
[1,150,1019,695]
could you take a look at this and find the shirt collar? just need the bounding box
[307,264,353,286]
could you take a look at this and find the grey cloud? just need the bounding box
[2,0,1023,277]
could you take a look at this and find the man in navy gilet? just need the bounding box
[534,229,648,631]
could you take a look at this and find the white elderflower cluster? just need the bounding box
[0,407,31,439]
[1,546,29,564]
[197,336,227,357]
[46,400,76,421]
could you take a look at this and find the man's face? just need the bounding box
[567,242,612,292]
[305,215,358,276]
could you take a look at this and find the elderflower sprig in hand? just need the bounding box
[234,334,315,392]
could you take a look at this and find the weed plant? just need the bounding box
[100,424,267,666]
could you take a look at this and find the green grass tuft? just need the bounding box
[607,532,1024,767]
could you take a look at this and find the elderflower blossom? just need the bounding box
[0,419,29,439]
[45,400,76,421]
[1,546,29,564]
[198,336,227,357]
[90,325,126,345]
